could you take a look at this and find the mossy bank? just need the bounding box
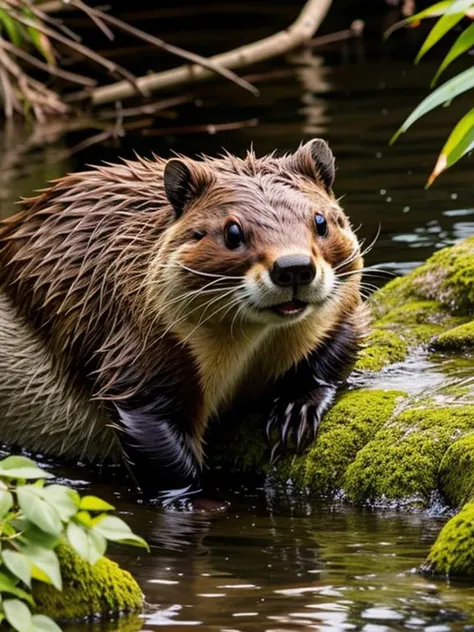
[33,544,143,622]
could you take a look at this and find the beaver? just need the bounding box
[0,139,367,503]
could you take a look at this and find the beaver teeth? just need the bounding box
[271,299,307,316]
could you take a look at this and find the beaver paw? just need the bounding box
[266,386,337,463]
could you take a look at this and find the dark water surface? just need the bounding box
[1,5,474,630]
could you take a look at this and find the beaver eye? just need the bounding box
[224,221,245,249]
[314,213,328,238]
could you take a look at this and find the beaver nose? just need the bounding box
[270,255,316,287]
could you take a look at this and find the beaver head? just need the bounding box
[147,139,362,330]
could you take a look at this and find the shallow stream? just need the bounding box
[1,2,474,629]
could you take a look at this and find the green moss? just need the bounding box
[33,544,143,622]
[411,236,474,313]
[433,321,474,351]
[344,405,474,505]
[356,299,466,373]
[439,433,474,507]
[355,329,408,372]
[374,237,474,316]
[277,390,404,496]
[421,503,474,577]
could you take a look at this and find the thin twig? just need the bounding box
[308,20,365,47]
[67,0,258,97]
[140,118,259,136]
[0,38,96,86]
[92,0,332,105]
[98,94,194,119]
[4,1,144,96]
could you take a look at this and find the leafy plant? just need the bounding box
[387,0,474,185]
[0,455,148,632]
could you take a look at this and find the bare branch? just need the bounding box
[92,0,332,105]
[67,0,258,97]
[4,1,144,96]
[0,38,96,86]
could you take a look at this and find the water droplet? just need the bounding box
[403,206,410,213]
[451,193,458,200]
[380,189,386,196]
[386,197,392,202]
[376,152,382,159]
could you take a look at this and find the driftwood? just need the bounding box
[92,0,332,105]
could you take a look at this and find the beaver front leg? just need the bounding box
[113,391,202,507]
[266,318,362,462]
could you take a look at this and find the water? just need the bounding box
[1,3,474,630]
[56,477,472,632]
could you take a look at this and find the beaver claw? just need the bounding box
[266,386,337,463]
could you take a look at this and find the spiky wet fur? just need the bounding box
[0,145,367,472]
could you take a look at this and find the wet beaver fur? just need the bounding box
[0,139,367,503]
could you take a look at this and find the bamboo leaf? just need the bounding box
[427,107,474,185]
[391,66,474,142]
[0,9,22,46]
[432,22,474,85]
[415,0,474,63]
[385,1,453,38]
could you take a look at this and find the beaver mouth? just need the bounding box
[269,298,308,317]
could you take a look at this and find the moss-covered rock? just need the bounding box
[355,330,408,372]
[209,237,474,512]
[345,406,474,505]
[433,320,474,351]
[439,433,474,507]
[33,544,143,622]
[421,503,474,577]
[276,390,404,496]
[373,236,474,316]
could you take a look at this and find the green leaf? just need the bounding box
[41,485,79,522]
[75,511,93,528]
[3,599,33,632]
[0,457,52,481]
[0,572,33,604]
[66,522,106,565]
[20,545,61,590]
[32,615,62,632]
[17,487,62,536]
[415,0,474,63]
[433,22,474,85]
[0,9,22,46]
[0,490,13,518]
[93,516,149,550]
[16,521,60,550]
[427,107,474,185]
[385,1,452,38]
[391,66,474,143]
[79,496,115,512]
[2,551,31,587]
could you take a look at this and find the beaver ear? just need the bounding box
[164,159,213,218]
[285,139,335,190]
